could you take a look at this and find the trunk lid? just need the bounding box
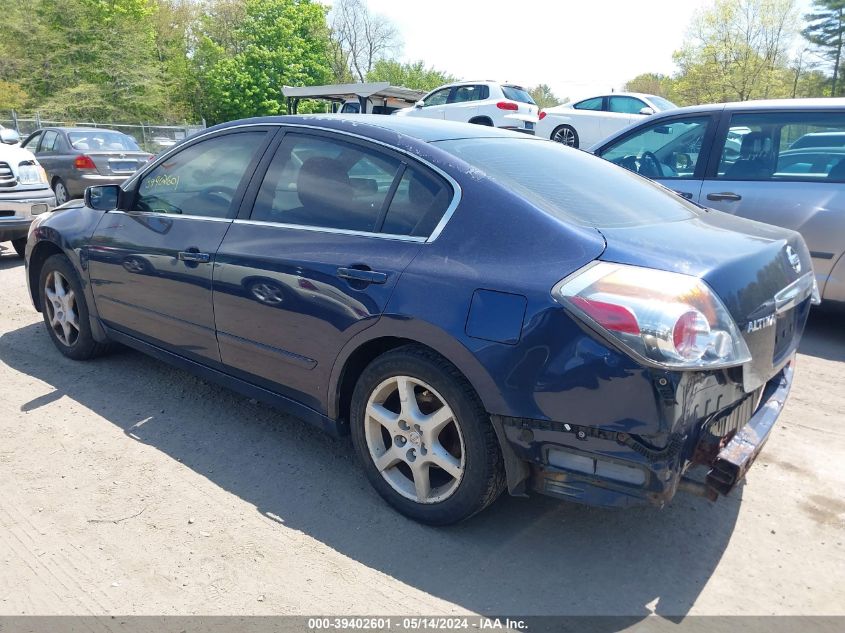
[598,209,813,391]
[86,151,151,176]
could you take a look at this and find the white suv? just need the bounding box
[394,81,539,134]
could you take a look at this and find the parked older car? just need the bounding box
[591,98,845,305]
[25,115,813,524]
[536,92,677,149]
[20,127,152,205]
[0,141,55,257]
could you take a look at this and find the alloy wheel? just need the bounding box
[553,127,577,147]
[364,375,465,504]
[44,270,80,347]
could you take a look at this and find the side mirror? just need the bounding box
[0,129,20,145]
[85,184,120,211]
[415,100,424,108]
[639,106,655,116]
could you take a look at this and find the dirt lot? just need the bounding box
[0,244,843,617]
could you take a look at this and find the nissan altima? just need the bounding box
[23,115,816,525]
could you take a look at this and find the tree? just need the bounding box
[366,60,457,92]
[194,0,333,124]
[0,0,167,121]
[624,73,673,97]
[529,84,565,109]
[0,81,28,111]
[330,0,401,82]
[672,0,799,103]
[803,0,845,95]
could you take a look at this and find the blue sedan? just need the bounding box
[23,116,816,524]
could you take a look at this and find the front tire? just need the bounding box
[350,345,505,525]
[39,254,109,360]
[551,124,579,148]
[11,237,26,258]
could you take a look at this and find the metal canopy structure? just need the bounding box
[282,82,425,114]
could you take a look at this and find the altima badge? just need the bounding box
[747,314,776,333]
[786,245,801,273]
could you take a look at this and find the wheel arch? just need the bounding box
[329,321,506,428]
[468,116,494,126]
[28,240,65,311]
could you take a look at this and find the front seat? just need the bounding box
[724,131,775,180]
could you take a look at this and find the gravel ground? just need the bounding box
[0,245,843,617]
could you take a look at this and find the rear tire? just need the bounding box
[350,345,505,525]
[39,254,110,360]
[11,237,26,258]
[552,124,579,148]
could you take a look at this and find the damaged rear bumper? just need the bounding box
[492,355,796,509]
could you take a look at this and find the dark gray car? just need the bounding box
[590,98,845,305]
[20,127,152,204]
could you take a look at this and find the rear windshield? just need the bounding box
[434,137,696,228]
[501,86,536,105]
[68,131,140,151]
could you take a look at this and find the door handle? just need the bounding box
[337,267,387,284]
[178,250,211,263]
[673,190,693,200]
[706,192,742,202]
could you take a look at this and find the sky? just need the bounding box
[362,0,814,101]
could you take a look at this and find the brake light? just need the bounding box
[555,262,751,369]
[74,155,96,170]
[538,110,547,121]
[496,101,518,111]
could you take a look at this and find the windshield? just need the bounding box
[501,86,536,104]
[434,137,696,228]
[68,131,140,151]
[647,96,677,111]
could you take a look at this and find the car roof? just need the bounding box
[648,97,845,116]
[208,114,534,143]
[39,127,126,134]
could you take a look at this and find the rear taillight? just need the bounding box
[554,262,751,369]
[496,101,518,111]
[74,155,96,170]
[538,110,547,121]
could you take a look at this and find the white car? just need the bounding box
[536,92,677,149]
[0,140,55,257]
[394,81,539,134]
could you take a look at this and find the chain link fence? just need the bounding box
[1,111,206,154]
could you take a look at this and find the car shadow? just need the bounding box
[799,306,845,362]
[0,321,743,618]
[0,248,24,269]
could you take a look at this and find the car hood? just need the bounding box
[0,143,38,164]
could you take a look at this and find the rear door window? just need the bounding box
[716,111,845,181]
[450,85,488,103]
[250,133,402,232]
[382,168,451,237]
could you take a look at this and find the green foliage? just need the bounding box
[529,84,566,109]
[194,0,333,124]
[803,0,845,95]
[366,60,457,92]
[626,0,831,106]
[0,0,167,121]
[624,73,673,97]
[0,81,28,111]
